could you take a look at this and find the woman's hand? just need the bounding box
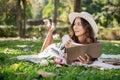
[43,19,56,32]
[77,54,92,64]
[65,39,72,48]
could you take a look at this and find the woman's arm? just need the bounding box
[41,20,55,52]
[41,30,54,52]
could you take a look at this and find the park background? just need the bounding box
[0,0,120,40]
[0,0,120,80]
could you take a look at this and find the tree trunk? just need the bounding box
[16,0,26,38]
[53,0,59,25]
[16,0,22,38]
[21,0,26,38]
[74,0,81,12]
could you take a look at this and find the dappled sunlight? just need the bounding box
[114,44,120,47]
[101,40,120,43]
[16,45,28,48]
[11,63,19,71]
[4,48,20,55]
[0,38,43,56]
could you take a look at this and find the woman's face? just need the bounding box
[73,17,86,37]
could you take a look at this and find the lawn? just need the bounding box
[0,38,120,80]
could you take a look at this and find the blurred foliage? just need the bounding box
[0,0,120,39]
[0,25,18,37]
[0,0,16,25]
[82,0,120,27]
[0,0,119,27]
[0,0,32,25]
[42,0,54,18]
[98,27,120,40]
[1,24,120,40]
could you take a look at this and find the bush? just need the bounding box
[26,25,70,39]
[0,25,120,40]
[98,27,120,40]
[0,25,17,37]
[26,26,45,38]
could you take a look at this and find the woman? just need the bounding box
[41,12,99,64]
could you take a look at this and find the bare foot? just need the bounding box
[43,19,51,30]
[50,22,56,32]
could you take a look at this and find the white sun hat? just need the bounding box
[68,12,98,37]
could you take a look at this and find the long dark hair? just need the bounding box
[70,17,96,44]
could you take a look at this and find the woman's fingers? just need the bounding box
[78,55,85,61]
[84,54,89,62]
[85,54,92,64]
[65,39,72,48]
[77,54,91,64]
[77,56,84,63]
[65,39,74,48]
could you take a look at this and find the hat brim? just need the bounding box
[69,12,98,37]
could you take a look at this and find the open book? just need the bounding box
[66,42,102,64]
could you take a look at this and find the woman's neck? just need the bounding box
[78,36,84,43]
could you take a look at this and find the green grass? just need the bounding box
[0,38,120,80]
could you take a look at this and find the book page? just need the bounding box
[70,42,84,47]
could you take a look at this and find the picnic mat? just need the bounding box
[17,54,120,70]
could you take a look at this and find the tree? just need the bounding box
[82,0,120,27]
[53,0,59,25]
[74,0,81,12]
[0,0,16,25]
[42,0,74,23]
[16,0,26,38]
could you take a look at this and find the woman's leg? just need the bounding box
[41,20,55,52]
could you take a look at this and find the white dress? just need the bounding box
[17,35,70,65]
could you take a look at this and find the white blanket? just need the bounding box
[17,53,120,70]
[72,54,120,70]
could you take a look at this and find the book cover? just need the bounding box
[66,42,102,64]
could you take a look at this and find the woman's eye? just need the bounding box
[74,22,82,27]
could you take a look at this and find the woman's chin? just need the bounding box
[75,34,83,37]
[75,34,80,36]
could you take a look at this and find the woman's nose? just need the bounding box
[74,25,79,29]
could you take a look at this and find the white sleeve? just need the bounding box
[62,34,71,45]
